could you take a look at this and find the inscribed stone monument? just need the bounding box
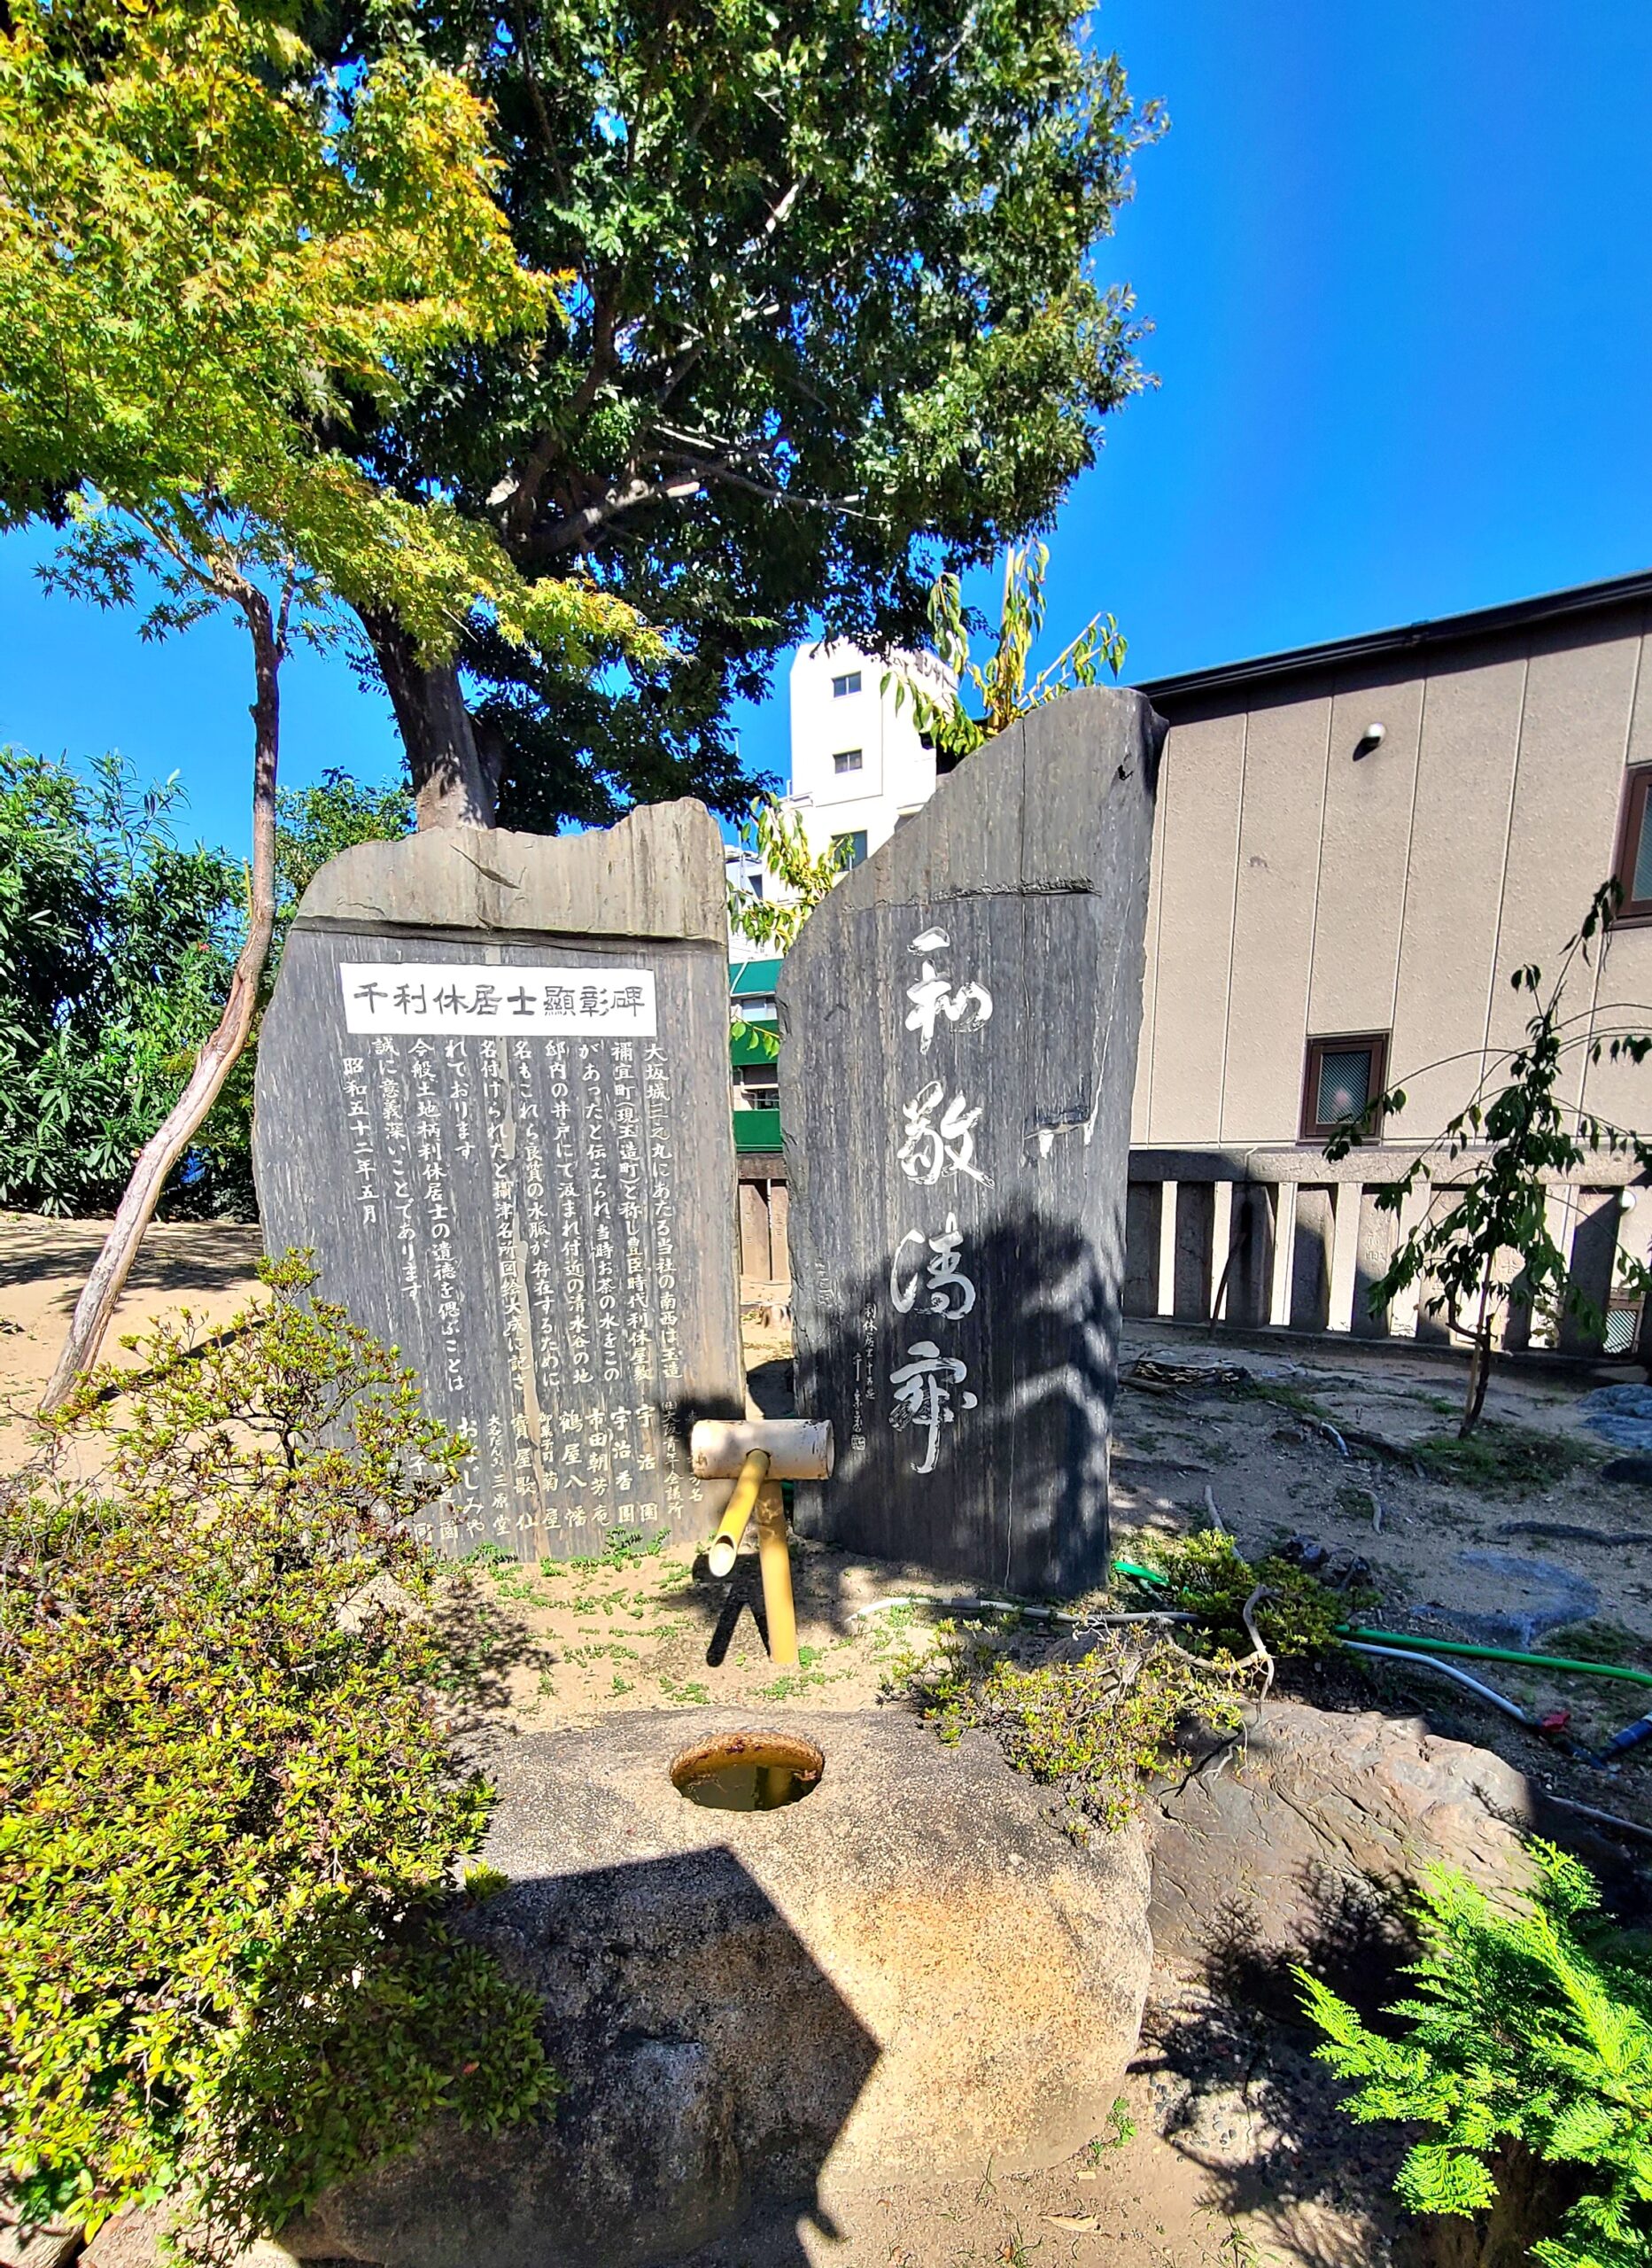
[778,689,1164,1594]
[253,801,743,1558]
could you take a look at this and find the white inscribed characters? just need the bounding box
[888,1341,978,1475]
[888,926,989,1473]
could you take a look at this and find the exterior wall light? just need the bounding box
[1353,722,1386,760]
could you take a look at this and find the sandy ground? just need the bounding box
[6,1217,1649,2267]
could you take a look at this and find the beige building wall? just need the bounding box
[1133,585,1652,1162]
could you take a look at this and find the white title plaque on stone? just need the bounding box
[339,961,657,1037]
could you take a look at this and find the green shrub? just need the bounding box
[1299,1845,1652,2268]
[0,1256,555,2260]
[0,747,252,1216]
[1409,1422,1594,1495]
[1150,1529,1368,1657]
[900,1623,1252,1833]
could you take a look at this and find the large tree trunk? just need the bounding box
[38,587,283,1416]
[365,608,500,828]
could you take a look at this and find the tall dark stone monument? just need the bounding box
[253,802,743,1559]
[778,689,1164,1595]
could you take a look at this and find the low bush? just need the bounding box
[1299,1845,1652,2268]
[1409,1421,1594,1495]
[899,1622,1253,1834]
[0,1255,555,2262]
[1149,1529,1369,1657]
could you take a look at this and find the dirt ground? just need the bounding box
[5,1218,1649,2268]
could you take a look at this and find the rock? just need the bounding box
[0,2210,81,2268]
[779,688,1165,1596]
[81,2210,293,2268]
[1580,1383,1652,1451]
[1146,1699,1537,1984]
[1444,1549,1599,1648]
[285,1707,1153,2268]
[1601,1452,1652,1485]
[252,798,745,1563]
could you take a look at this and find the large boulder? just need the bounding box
[285,1707,1153,2268]
[1146,1698,1538,1977]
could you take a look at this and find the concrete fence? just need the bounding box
[737,1142,1648,1359]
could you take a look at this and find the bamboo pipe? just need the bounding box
[690,1418,833,1480]
[706,1449,770,1578]
[754,1480,798,1667]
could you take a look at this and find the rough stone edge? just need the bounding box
[291,800,726,944]
[789,684,1167,920]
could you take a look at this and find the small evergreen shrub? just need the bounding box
[899,1623,1253,1833]
[0,1257,555,2261]
[1150,1530,1369,1658]
[1299,1845,1652,2268]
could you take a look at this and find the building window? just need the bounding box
[833,748,863,774]
[831,670,862,698]
[1613,765,1652,917]
[832,829,868,868]
[1300,1032,1389,1141]
[734,1064,779,1112]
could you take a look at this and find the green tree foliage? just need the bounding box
[0,1257,555,2258]
[0,752,416,1223]
[0,0,646,680]
[4,0,664,1400]
[724,795,855,1062]
[275,765,415,924]
[727,796,856,959]
[0,750,248,1216]
[893,540,1127,765]
[1326,882,1652,1434]
[334,0,1160,826]
[1299,1845,1652,2268]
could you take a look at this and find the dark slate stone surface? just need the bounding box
[252,805,743,1560]
[777,689,1164,1595]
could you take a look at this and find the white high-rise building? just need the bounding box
[783,638,951,866]
[725,638,952,1135]
[724,638,951,923]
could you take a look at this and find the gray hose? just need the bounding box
[1344,1640,1535,1727]
[849,1595,1195,1627]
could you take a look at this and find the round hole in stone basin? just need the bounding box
[670,1729,825,1813]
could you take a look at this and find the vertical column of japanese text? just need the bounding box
[478,1036,526,1542]
[640,1037,690,1527]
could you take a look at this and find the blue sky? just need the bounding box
[4,0,1651,851]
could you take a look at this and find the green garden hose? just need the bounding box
[1110,1560,1652,1689]
[1337,1625,1652,1690]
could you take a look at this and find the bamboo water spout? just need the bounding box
[691,1419,834,1671]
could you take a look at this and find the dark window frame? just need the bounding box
[1300,1030,1390,1142]
[1612,765,1652,921]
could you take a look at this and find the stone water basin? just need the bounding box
[285,1706,1152,2268]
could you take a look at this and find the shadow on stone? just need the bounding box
[282,1845,878,2268]
[792,1200,1122,1596]
[1136,1861,1417,2263]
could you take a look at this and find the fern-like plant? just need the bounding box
[1299,1844,1652,2268]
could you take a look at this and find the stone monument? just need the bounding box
[253,802,744,1559]
[778,689,1164,1594]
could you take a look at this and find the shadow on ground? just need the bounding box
[1137,1859,1417,2267]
